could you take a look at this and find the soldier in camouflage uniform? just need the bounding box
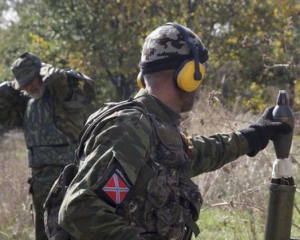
[0,52,95,240]
[58,23,291,240]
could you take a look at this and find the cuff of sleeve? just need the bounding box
[239,128,262,157]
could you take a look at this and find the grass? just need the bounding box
[0,130,34,240]
[292,192,300,239]
[187,98,300,239]
[193,190,300,240]
[1,94,300,239]
[196,207,265,240]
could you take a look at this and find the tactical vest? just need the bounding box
[24,90,77,167]
[45,99,202,240]
[116,107,203,240]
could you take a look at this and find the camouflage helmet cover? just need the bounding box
[139,23,209,75]
[11,52,42,90]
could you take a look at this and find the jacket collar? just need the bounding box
[134,89,181,126]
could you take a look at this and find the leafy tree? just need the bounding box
[187,0,300,112]
[1,0,300,112]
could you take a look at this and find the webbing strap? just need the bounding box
[125,162,155,199]
[75,100,149,165]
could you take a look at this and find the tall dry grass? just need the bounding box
[0,91,300,239]
[187,95,272,204]
[0,129,34,240]
[184,92,300,239]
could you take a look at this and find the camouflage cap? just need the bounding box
[11,52,42,90]
[139,23,209,74]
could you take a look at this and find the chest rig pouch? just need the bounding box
[118,113,203,240]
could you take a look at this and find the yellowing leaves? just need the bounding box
[226,37,238,44]
[273,7,278,17]
[293,79,300,110]
[28,33,49,49]
[242,82,268,113]
[295,3,300,10]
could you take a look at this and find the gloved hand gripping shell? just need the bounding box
[240,106,292,157]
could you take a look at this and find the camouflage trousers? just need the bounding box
[29,165,64,240]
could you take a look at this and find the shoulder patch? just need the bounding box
[95,161,132,206]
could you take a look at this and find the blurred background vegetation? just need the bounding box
[1,0,300,239]
[1,0,300,111]
[2,99,300,240]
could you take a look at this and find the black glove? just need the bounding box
[240,106,292,157]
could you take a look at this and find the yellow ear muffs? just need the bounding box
[174,60,205,92]
[137,72,145,88]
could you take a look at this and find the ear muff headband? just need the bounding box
[165,22,205,92]
[137,23,205,91]
[166,23,202,80]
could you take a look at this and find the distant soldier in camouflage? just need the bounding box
[58,23,291,240]
[0,52,95,240]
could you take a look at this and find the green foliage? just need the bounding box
[294,79,300,110]
[1,0,300,108]
[2,2,300,238]
[240,82,269,114]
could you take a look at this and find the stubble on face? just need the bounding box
[178,91,195,113]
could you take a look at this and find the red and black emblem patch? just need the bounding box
[95,161,132,206]
[103,171,129,204]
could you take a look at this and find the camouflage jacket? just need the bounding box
[0,64,95,167]
[58,89,251,240]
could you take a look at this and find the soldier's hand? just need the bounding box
[240,106,292,157]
